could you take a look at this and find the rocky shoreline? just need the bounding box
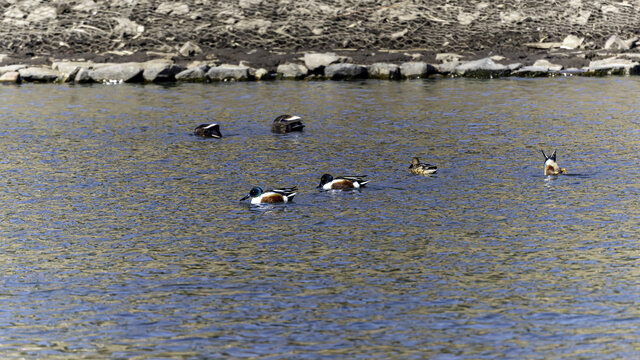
[4,1,640,83]
[3,36,640,84]
[1,38,640,84]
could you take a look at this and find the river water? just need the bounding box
[0,78,638,359]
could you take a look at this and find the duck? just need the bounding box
[541,150,567,175]
[409,157,437,175]
[240,186,298,204]
[194,123,222,138]
[318,174,369,190]
[271,115,305,133]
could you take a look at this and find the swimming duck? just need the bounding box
[271,115,305,133]
[541,150,567,175]
[409,157,437,175]
[240,186,298,204]
[318,174,369,190]
[194,123,222,138]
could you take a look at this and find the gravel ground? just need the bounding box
[1,1,639,70]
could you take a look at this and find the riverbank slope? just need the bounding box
[2,1,640,80]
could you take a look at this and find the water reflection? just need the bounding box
[0,78,638,358]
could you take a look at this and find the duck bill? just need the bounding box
[239,194,250,201]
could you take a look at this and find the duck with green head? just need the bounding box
[240,186,298,204]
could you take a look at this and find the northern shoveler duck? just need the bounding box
[271,115,305,133]
[240,186,298,204]
[194,123,222,138]
[409,157,437,175]
[541,150,567,175]
[318,174,369,190]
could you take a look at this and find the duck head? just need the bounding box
[318,174,333,188]
[240,186,263,201]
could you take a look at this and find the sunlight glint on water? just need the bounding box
[0,78,638,358]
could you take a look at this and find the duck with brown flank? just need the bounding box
[318,174,369,190]
[240,186,298,204]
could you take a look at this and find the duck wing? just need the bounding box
[271,186,298,196]
[337,175,369,186]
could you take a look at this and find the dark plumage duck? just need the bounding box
[194,123,222,138]
[409,157,437,175]
[271,115,305,133]
[318,174,369,190]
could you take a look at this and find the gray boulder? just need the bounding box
[277,63,308,79]
[400,62,436,79]
[586,57,640,75]
[304,52,348,73]
[436,61,461,74]
[533,59,563,71]
[368,63,400,80]
[507,63,523,71]
[560,35,584,50]
[253,68,272,80]
[455,58,511,78]
[89,63,144,83]
[207,65,251,81]
[436,53,463,62]
[0,71,20,83]
[604,35,637,50]
[113,17,144,37]
[324,63,367,80]
[512,66,550,77]
[52,62,91,82]
[185,61,212,70]
[175,66,208,82]
[18,67,62,82]
[0,64,28,75]
[142,61,185,82]
[179,41,202,57]
[74,68,93,83]
[52,61,92,77]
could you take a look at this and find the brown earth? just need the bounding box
[1,1,637,70]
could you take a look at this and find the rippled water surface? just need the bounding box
[0,78,639,359]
